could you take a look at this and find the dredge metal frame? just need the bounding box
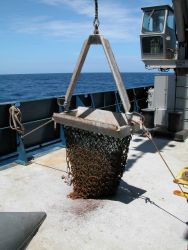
[63,34,131,114]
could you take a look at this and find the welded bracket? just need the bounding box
[63,34,131,113]
[16,136,28,166]
[13,102,28,166]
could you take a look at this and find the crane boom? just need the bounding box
[173,0,188,60]
[173,0,187,43]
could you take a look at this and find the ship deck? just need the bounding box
[0,135,188,250]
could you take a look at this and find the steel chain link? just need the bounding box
[64,126,131,199]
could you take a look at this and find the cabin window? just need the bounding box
[142,36,163,54]
[167,10,174,29]
[142,9,166,33]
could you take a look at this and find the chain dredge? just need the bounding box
[64,126,131,199]
[93,0,100,34]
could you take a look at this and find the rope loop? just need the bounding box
[9,106,24,135]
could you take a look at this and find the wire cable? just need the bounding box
[93,0,100,34]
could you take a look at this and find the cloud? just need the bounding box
[13,16,90,38]
[139,0,171,5]
[39,0,140,20]
[13,16,140,42]
[12,0,141,42]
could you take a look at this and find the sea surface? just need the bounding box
[0,72,159,104]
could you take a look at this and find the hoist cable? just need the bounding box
[93,0,100,34]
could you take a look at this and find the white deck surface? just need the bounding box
[0,135,188,250]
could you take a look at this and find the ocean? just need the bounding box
[0,72,158,104]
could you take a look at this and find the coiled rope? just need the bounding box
[9,106,24,135]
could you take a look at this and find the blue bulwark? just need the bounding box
[0,88,151,165]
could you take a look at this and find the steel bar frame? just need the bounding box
[64,34,131,113]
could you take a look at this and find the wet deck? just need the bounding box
[0,135,188,250]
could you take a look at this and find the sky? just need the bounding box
[0,0,171,74]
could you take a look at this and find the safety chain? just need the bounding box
[62,150,73,186]
[93,0,100,34]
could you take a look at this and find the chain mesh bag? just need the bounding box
[65,126,131,199]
